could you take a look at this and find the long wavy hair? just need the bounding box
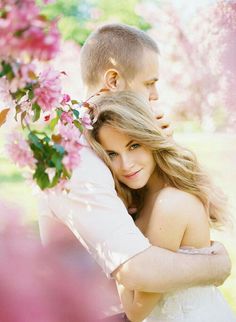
[86,91,229,229]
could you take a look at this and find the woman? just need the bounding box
[86,91,235,322]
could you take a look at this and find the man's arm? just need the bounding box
[113,242,231,293]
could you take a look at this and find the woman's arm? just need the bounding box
[116,282,161,322]
[113,242,230,291]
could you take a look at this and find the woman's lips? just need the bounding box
[124,169,142,179]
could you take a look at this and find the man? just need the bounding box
[38,23,231,321]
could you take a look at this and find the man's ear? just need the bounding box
[104,69,126,91]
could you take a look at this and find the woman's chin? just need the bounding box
[124,181,146,190]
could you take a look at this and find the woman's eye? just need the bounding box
[130,143,140,150]
[107,152,117,159]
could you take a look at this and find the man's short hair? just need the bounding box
[80,23,159,87]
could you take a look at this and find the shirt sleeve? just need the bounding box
[47,143,151,277]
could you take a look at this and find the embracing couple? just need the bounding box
[39,24,236,321]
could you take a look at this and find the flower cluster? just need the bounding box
[0,0,60,61]
[0,0,93,190]
[4,92,93,190]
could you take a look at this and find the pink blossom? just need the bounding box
[57,121,83,171]
[62,143,82,171]
[20,63,37,83]
[5,131,36,168]
[0,78,13,104]
[61,94,71,105]
[78,106,93,129]
[0,1,60,61]
[81,113,93,129]
[58,121,81,143]
[61,111,73,124]
[34,68,62,112]
[19,21,60,61]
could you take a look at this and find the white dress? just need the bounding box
[143,248,236,322]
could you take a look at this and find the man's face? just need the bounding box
[125,48,159,102]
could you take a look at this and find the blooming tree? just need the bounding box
[136,0,236,131]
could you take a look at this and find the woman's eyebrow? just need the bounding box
[125,140,134,147]
[105,140,135,152]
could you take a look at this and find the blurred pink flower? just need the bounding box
[0,1,60,61]
[81,113,93,129]
[61,93,71,105]
[20,63,37,83]
[78,105,93,129]
[0,201,104,322]
[62,143,82,171]
[58,121,81,143]
[0,78,12,104]
[5,131,36,168]
[19,21,60,61]
[61,111,73,124]
[34,68,62,112]
[58,122,83,171]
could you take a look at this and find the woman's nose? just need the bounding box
[120,155,134,171]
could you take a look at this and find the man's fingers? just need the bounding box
[155,111,164,120]
[162,125,174,137]
[155,116,174,137]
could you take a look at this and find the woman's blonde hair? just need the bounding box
[86,91,229,229]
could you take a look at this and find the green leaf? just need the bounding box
[49,116,59,131]
[62,166,71,179]
[71,99,79,105]
[56,109,63,118]
[28,88,34,100]
[14,105,22,121]
[12,89,26,101]
[33,166,50,190]
[54,144,65,155]
[0,62,12,78]
[73,119,83,132]
[21,111,27,129]
[51,153,63,171]
[32,102,41,122]
[28,132,44,151]
[43,136,50,144]
[49,171,61,188]
[72,108,80,119]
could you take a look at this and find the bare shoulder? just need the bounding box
[145,187,207,250]
[153,186,205,222]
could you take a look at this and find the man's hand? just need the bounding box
[155,110,173,137]
[150,102,173,137]
[210,241,232,286]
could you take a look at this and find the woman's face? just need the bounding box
[98,125,156,189]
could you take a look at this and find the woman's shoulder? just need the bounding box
[145,187,203,250]
[153,186,205,222]
[146,187,208,250]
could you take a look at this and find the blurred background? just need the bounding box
[0,0,236,315]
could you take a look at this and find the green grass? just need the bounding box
[1,131,236,312]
